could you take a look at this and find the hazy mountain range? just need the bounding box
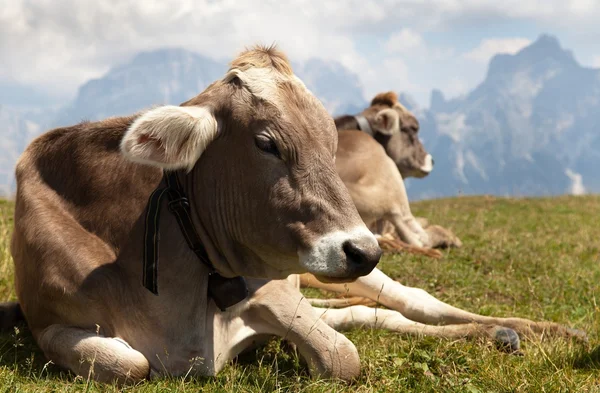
[0,34,597,200]
[408,35,600,199]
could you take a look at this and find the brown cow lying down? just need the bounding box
[3,46,382,383]
[335,92,462,251]
[0,46,585,385]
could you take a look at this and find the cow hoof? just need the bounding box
[494,327,521,353]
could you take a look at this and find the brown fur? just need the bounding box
[230,45,294,76]
[333,130,434,252]
[370,91,399,107]
[334,92,462,252]
[7,45,380,384]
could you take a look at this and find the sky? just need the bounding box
[2,0,600,107]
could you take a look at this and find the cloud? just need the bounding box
[360,57,415,99]
[464,38,532,63]
[385,29,424,53]
[591,55,600,68]
[565,169,586,195]
[0,0,371,99]
[2,0,600,107]
[443,77,470,98]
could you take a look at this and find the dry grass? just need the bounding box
[0,196,599,392]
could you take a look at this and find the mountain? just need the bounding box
[52,49,363,128]
[405,35,600,199]
[293,59,366,115]
[1,36,598,200]
[53,49,227,127]
[0,105,57,196]
[0,48,367,195]
[0,80,58,109]
[0,79,62,195]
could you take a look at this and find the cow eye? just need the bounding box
[255,135,281,159]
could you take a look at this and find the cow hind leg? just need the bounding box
[315,306,521,353]
[36,325,150,384]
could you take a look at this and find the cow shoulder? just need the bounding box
[15,116,162,253]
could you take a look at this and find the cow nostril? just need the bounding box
[432,158,435,166]
[342,240,382,271]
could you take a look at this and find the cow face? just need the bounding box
[120,46,380,283]
[361,92,434,178]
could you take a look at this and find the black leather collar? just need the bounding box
[143,172,248,311]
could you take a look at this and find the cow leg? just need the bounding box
[425,225,463,249]
[246,280,360,381]
[300,269,586,341]
[376,237,443,258]
[36,325,150,384]
[414,216,430,228]
[411,215,463,249]
[314,306,520,352]
[372,220,442,258]
[386,213,429,247]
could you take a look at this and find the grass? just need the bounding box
[0,195,599,392]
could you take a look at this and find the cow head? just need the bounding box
[120,46,380,283]
[359,92,433,178]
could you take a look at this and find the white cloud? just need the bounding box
[385,29,424,53]
[565,169,586,195]
[464,38,532,63]
[436,112,471,142]
[569,0,596,15]
[2,0,600,107]
[360,57,416,100]
[443,77,470,98]
[591,55,600,68]
[0,0,372,99]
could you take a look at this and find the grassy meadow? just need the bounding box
[0,196,599,392]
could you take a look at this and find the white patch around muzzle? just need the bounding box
[420,154,434,173]
[298,226,378,277]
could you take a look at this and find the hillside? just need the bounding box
[0,195,599,391]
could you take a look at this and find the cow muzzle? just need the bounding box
[298,227,381,282]
[420,154,434,174]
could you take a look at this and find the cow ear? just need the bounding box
[372,108,400,135]
[121,105,218,171]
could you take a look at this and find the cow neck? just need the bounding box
[354,115,373,136]
[142,171,248,311]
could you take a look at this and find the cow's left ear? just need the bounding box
[372,108,400,135]
[121,105,218,171]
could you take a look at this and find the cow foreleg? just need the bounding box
[301,269,586,342]
[386,213,429,247]
[36,325,150,384]
[314,306,520,352]
[246,280,360,381]
[424,225,463,249]
[415,216,430,228]
[381,215,462,250]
